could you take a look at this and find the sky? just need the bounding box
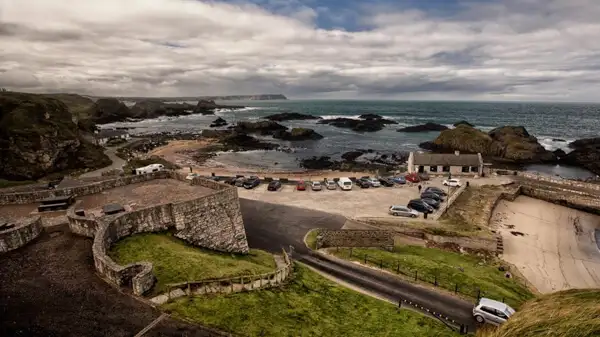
[1,0,600,101]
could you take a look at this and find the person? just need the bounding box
[189,166,193,173]
[417,184,422,193]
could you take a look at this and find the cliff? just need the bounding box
[0,92,110,180]
[87,98,133,124]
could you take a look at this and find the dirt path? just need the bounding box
[493,195,600,293]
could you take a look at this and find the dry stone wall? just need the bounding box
[519,172,600,192]
[432,184,467,220]
[0,216,43,253]
[316,229,394,249]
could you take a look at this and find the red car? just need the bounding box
[297,180,306,191]
[405,173,421,183]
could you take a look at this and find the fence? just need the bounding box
[332,247,508,304]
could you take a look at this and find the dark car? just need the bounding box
[267,181,282,191]
[243,176,261,189]
[418,172,430,181]
[424,186,447,196]
[379,177,395,187]
[421,192,444,202]
[407,199,434,214]
[356,178,371,188]
[421,198,440,209]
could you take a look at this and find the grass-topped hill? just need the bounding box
[478,289,600,337]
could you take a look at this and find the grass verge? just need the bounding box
[163,263,459,337]
[109,233,276,294]
[0,179,36,189]
[477,289,600,337]
[304,229,320,250]
[329,245,533,308]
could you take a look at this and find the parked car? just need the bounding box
[473,298,515,326]
[234,177,246,187]
[267,180,282,191]
[243,176,261,189]
[443,178,462,187]
[186,173,199,180]
[407,199,434,213]
[421,198,440,209]
[367,177,381,187]
[418,172,430,181]
[379,177,395,187]
[297,180,306,191]
[223,176,237,185]
[311,181,323,191]
[424,186,447,196]
[338,177,353,190]
[421,192,444,202]
[389,205,419,218]
[325,178,337,190]
[356,178,371,188]
[405,173,420,183]
[392,176,407,185]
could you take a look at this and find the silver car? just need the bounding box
[311,181,322,191]
[325,179,337,190]
[473,298,515,326]
[388,205,419,218]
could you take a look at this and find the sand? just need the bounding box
[493,195,600,293]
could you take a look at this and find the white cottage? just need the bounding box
[408,151,484,176]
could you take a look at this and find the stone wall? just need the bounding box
[519,172,600,192]
[423,233,496,251]
[432,184,467,220]
[0,216,43,253]
[520,185,600,215]
[316,229,394,249]
[67,200,99,237]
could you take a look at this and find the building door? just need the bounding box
[418,166,424,173]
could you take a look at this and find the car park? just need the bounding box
[311,181,322,191]
[407,199,434,213]
[421,198,440,209]
[443,178,462,187]
[356,178,371,188]
[297,180,306,191]
[243,176,261,189]
[325,179,337,190]
[421,192,444,202]
[379,177,395,187]
[267,180,282,191]
[473,298,515,326]
[338,177,353,190]
[367,177,381,187]
[389,205,419,218]
[424,186,447,196]
[392,176,407,184]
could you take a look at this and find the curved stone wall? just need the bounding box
[0,216,43,253]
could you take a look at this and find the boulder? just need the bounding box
[0,92,110,180]
[358,113,384,120]
[318,116,397,132]
[397,123,448,133]
[209,117,228,128]
[234,120,287,135]
[194,100,244,115]
[88,98,133,124]
[299,156,335,170]
[453,120,474,127]
[264,112,321,121]
[562,138,600,175]
[341,150,365,162]
[220,132,279,151]
[272,128,324,141]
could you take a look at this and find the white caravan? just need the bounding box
[135,163,164,175]
[338,177,353,190]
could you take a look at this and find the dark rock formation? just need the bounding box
[341,151,364,162]
[220,132,279,151]
[563,138,600,175]
[264,112,321,121]
[397,123,449,133]
[553,138,566,142]
[553,149,567,158]
[272,128,324,141]
[234,120,287,135]
[0,92,111,180]
[419,124,555,163]
[130,100,195,119]
[453,120,474,127]
[193,100,243,115]
[209,117,228,128]
[300,156,335,170]
[88,98,133,124]
[318,115,397,132]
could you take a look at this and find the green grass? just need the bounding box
[163,264,459,337]
[330,245,533,309]
[109,233,276,294]
[304,229,320,250]
[0,179,36,189]
[478,290,600,337]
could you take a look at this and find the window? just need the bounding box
[480,306,496,315]
[442,166,450,172]
[429,166,438,172]
[495,310,508,319]
[418,166,425,173]
[462,166,470,173]
[471,166,479,173]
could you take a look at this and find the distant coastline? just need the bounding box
[98,94,288,103]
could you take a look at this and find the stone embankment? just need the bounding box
[315,229,394,250]
[0,217,43,253]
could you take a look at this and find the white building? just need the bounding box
[94,129,130,146]
[407,151,484,176]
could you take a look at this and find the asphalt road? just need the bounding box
[240,198,477,331]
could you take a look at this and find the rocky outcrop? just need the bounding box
[0,92,111,180]
[220,132,279,151]
[88,98,133,124]
[264,112,320,121]
[209,117,228,128]
[341,151,364,162]
[419,124,555,163]
[563,138,600,175]
[272,128,323,141]
[397,123,448,133]
[130,100,195,119]
[300,156,335,170]
[318,115,397,132]
[234,120,287,135]
[193,100,243,115]
[453,120,474,127]
[300,150,408,171]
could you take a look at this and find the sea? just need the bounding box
[105,100,600,179]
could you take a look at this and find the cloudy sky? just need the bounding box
[1,0,599,101]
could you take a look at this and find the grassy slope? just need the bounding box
[163,264,459,337]
[330,245,533,308]
[109,233,276,294]
[478,290,600,337]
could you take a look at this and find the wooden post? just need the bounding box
[364,254,367,264]
[415,270,418,281]
[396,262,400,273]
[187,281,190,296]
[455,284,458,294]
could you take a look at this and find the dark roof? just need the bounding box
[102,203,125,215]
[413,152,482,166]
[97,129,128,138]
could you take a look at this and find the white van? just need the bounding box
[135,163,164,175]
[338,177,353,190]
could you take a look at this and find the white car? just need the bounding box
[368,177,381,187]
[325,179,337,190]
[186,173,199,180]
[443,178,462,187]
[311,181,322,191]
[389,205,419,218]
[338,177,353,190]
[473,298,515,326]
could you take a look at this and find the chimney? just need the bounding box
[454,150,460,156]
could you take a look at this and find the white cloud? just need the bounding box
[0,0,599,101]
